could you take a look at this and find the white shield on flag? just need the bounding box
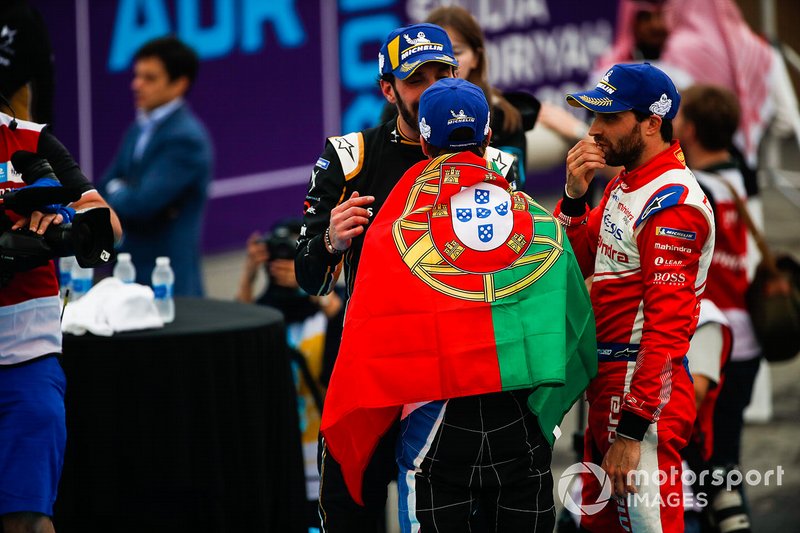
[450,184,512,251]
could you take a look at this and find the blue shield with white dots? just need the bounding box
[476,208,490,219]
[456,208,472,222]
[475,189,490,204]
[495,201,508,216]
[478,224,493,242]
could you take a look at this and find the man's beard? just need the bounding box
[601,122,646,168]
[394,87,418,136]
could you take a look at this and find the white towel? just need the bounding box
[61,277,164,336]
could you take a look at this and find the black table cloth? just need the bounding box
[54,297,306,533]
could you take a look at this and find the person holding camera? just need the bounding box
[238,220,342,318]
[0,101,122,533]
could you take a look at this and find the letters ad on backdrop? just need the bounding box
[39,0,615,252]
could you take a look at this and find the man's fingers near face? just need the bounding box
[569,147,603,164]
[579,161,605,174]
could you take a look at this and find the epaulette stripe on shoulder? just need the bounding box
[328,132,364,181]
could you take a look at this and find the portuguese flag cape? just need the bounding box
[320,151,596,504]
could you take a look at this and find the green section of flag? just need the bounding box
[491,199,597,446]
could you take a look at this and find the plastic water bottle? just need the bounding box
[70,263,94,300]
[151,256,175,323]
[113,253,136,283]
[58,256,76,299]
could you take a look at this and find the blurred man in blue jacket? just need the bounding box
[101,36,212,296]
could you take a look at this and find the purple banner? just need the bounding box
[33,0,616,253]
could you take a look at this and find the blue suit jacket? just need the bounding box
[100,102,213,296]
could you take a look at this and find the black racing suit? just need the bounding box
[297,118,426,299]
[296,117,519,532]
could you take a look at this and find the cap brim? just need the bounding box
[566,88,632,114]
[393,53,458,80]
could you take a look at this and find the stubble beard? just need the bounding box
[602,123,646,168]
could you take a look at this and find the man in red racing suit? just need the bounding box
[554,63,714,533]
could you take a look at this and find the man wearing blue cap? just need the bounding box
[554,63,716,532]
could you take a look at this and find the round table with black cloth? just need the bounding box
[53,297,307,533]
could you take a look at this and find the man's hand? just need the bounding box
[565,140,605,198]
[329,191,375,252]
[11,210,66,234]
[601,436,641,498]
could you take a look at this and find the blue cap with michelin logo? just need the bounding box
[379,23,458,80]
[418,78,490,149]
[566,62,680,120]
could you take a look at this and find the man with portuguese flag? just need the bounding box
[320,78,597,531]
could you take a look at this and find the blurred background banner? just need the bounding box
[36,0,616,253]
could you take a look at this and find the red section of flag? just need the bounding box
[320,153,516,503]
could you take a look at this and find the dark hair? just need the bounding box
[425,127,489,157]
[679,84,740,151]
[134,36,199,86]
[632,109,673,143]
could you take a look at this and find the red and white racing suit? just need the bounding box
[555,142,714,533]
[0,114,62,364]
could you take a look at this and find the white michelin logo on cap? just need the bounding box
[447,109,475,125]
[649,94,672,116]
[404,32,430,45]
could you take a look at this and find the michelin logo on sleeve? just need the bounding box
[656,226,696,241]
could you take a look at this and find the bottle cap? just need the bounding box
[156,256,170,266]
[118,253,132,261]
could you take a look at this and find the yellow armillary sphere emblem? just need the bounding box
[392,154,564,303]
